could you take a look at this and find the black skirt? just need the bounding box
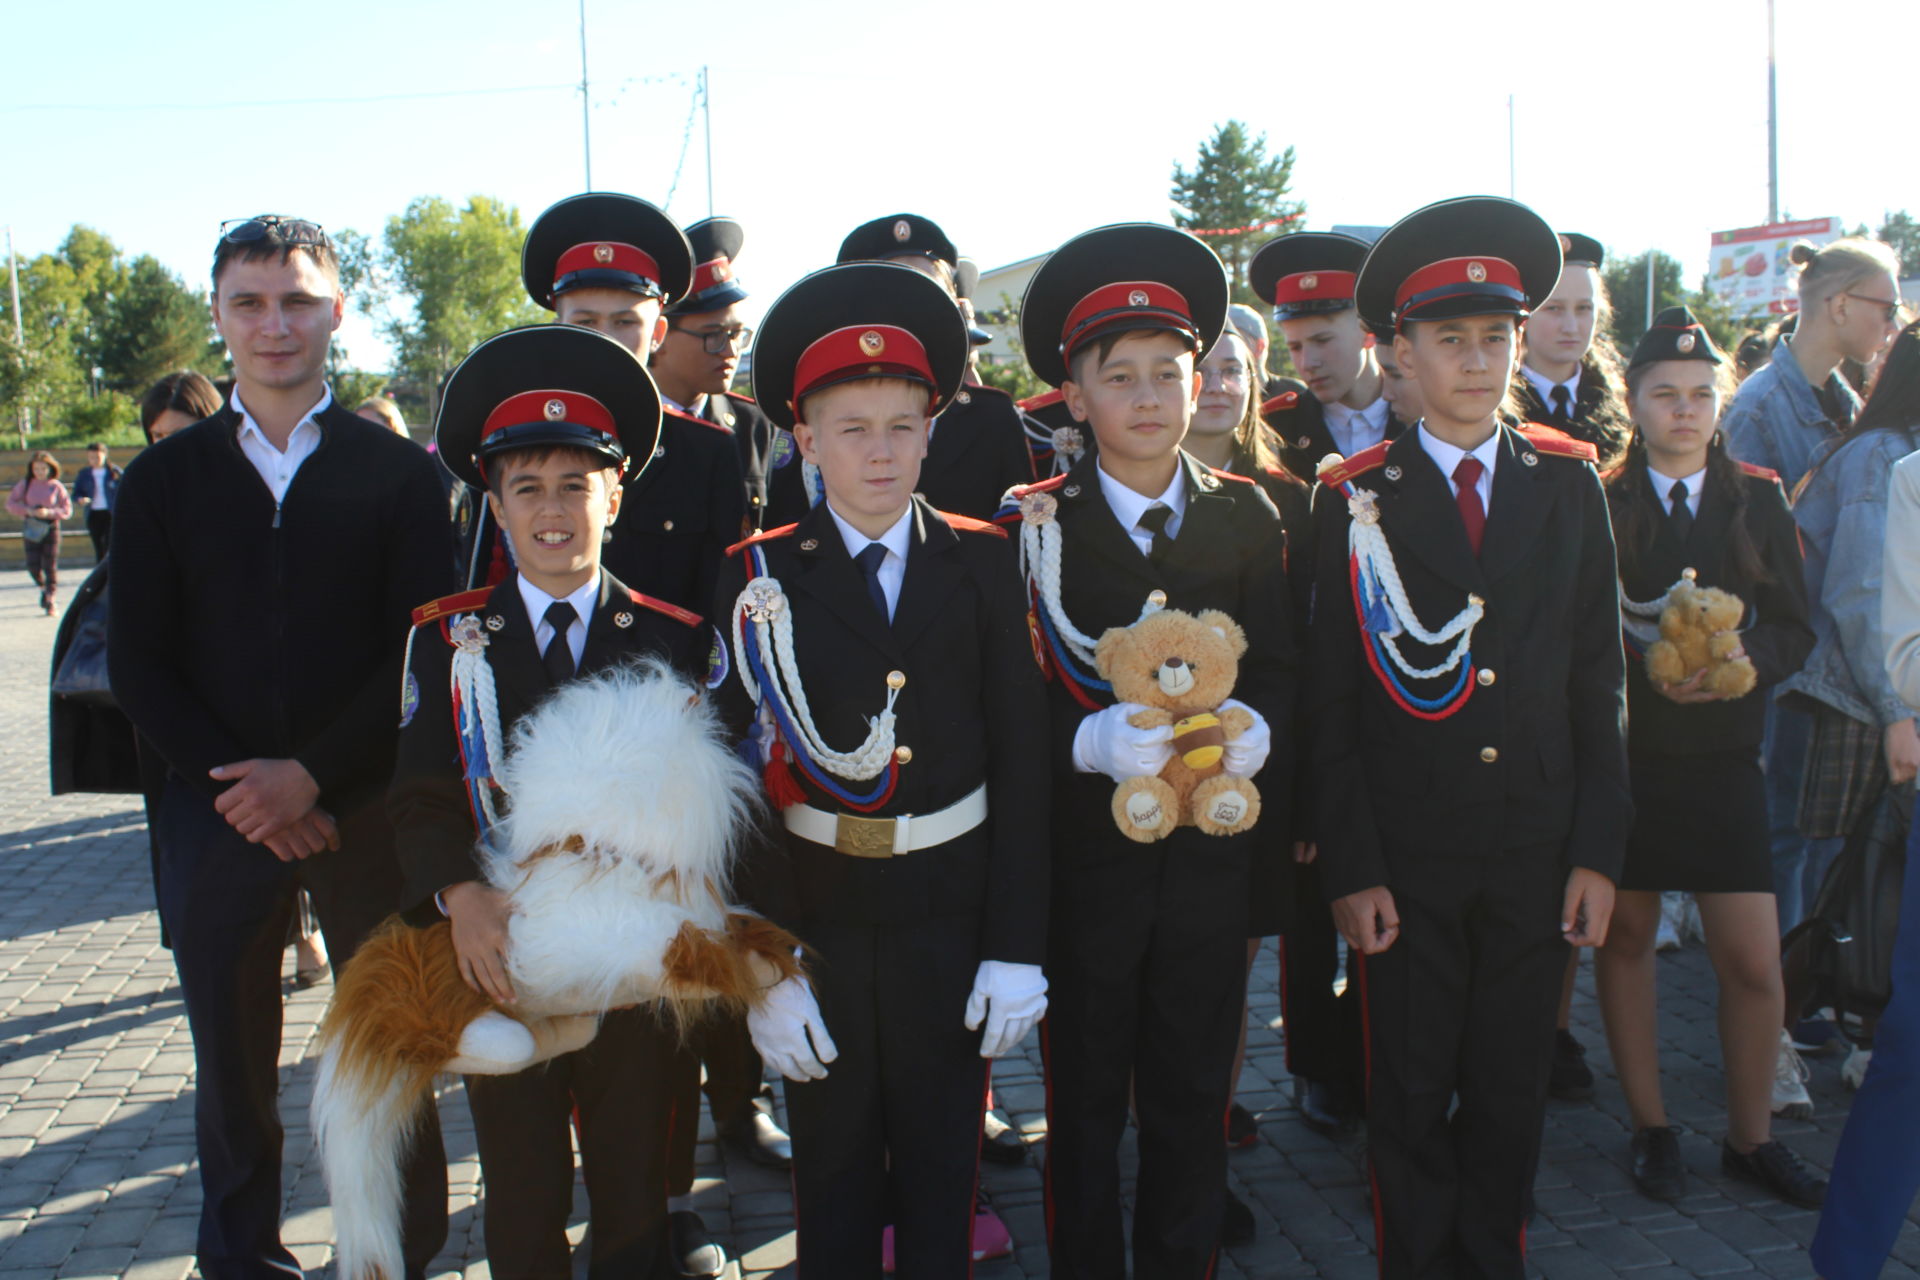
[1618,747,1772,894]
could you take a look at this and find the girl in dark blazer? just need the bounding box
[1593,307,1822,1209]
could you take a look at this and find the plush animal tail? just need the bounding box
[314,918,492,1280]
[657,912,807,1031]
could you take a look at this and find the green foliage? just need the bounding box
[976,359,1043,403]
[1877,210,1920,278]
[1603,250,1687,355]
[1170,122,1305,305]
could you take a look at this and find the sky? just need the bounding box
[4,0,1914,371]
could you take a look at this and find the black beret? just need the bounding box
[1629,306,1724,369]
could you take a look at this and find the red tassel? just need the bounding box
[486,530,511,586]
[763,741,807,809]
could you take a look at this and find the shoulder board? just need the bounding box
[1737,460,1782,482]
[626,589,702,628]
[939,511,1010,539]
[1516,423,1599,463]
[1316,440,1392,488]
[962,381,1011,402]
[1010,473,1068,498]
[1017,388,1064,412]
[726,522,799,558]
[411,587,492,627]
[663,404,733,436]
[1207,467,1256,486]
[723,390,759,406]
[1261,389,1304,415]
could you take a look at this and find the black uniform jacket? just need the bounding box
[918,382,1036,520]
[696,390,791,531]
[388,570,710,911]
[710,497,1050,966]
[1512,361,1632,460]
[1015,451,1296,883]
[1261,377,1409,484]
[601,406,748,613]
[109,404,457,818]
[1307,423,1632,899]
[1612,462,1812,756]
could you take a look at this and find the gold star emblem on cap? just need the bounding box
[1300,274,1319,292]
[1466,261,1488,283]
[1128,289,1150,307]
[593,243,615,264]
[1677,332,1697,353]
[1558,234,1573,254]
[544,399,568,420]
[712,261,731,281]
[893,219,911,242]
[859,330,886,356]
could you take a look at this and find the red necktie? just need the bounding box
[1453,456,1486,556]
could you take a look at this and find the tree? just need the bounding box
[1877,210,1920,278]
[1170,122,1304,304]
[95,256,223,394]
[1603,250,1686,356]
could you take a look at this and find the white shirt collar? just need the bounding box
[1647,464,1708,510]
[231,383,333,448]
[1520,362,1580,404]
[1324,395,1389,433]
[517,572,600,655]
[1095,456,1188,535]
[1417,423,1501,488]
[826,502,914,564]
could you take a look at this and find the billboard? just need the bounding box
[1708,217,1841,317]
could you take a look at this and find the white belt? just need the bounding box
[782,784,988,858]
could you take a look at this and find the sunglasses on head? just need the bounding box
[220,215,330,248]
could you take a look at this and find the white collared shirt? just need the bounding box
[1097,459,1188,558]
[1417,424,1500,510]
[827,503,913,619]
[87,466,111,511]
[1647,464,1707,518]
[1324,396,1391,458]
[518,573,600,668]
[232,384,334,503]
[1520,363,1582,414]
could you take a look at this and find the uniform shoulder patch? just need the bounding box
[1011,473,1069,497]
[1207,467,1256,486]
[664,404,733,436]
[411,587,492,627]
[1736,460,1782,482]
[726,522,799,557]
[1017,388,1065,412]
[1260,389,1303,415]
[940,511,1011,539]
[626,589,703,628]
[1516,423,1600,463]
[1316,440,1392,488]
[724,390,759,407]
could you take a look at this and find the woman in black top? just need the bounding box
[1592,307,1821,1209]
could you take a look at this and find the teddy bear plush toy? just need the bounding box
[1643,573,1757,699]
[1092,605,1263,842]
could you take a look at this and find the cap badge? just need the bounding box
[1300,274,1319,292]
[593,243,615,264]
[1677,332,1697,353]
[712,261,731,281]
[1466,261,1488,283]
[1128,289,1150,307]
[1384,465,1403,482]
[1558,234,1573,254]
[1297,435,1312,449]
[892,219,911,242]
[859,330,887,356]
[1020,490,1059,526]
[543,398,568,421]
[613,611,633,629]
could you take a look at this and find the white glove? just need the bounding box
[964,960,1048,1058]
[1072,702,1174,781]
[746,976,839,1082]
[1218,698,1272,777]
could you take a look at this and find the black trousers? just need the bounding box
[86,508,111,561]
[465,1007,680,1280]
[1281,859,1362,1085]
[665,1010,766,1197]
[785,912,988,1280]
[154,777,447,1280]
[1043,837,1251,1280]
[1360,844,1569,1280]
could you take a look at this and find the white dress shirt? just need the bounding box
[517,573,599,668]
[1417,424,1500,510]
[87,467,111,511]
[828,503,913,619]
[232,385,334,504]
[1647,464,1706,518]
[1097,460,1188,558]
[1324,396,1391,458]
[1520,363,1581,415]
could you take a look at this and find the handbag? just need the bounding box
[1787,782,1912,1021]
[20,514,50,541]
[51,584,115,705]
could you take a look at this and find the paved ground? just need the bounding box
[1,568,1916,1279]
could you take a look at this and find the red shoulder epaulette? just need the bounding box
[626,589,702,628]
[1208,467,1256,486]
[939,511,1011,539]
[1316,440,1392,488]
[664,404,733,436]
[1516,422,1599,463]
[1737,460,1782,482]
[724,389,758,405]
[726,522,799,558]
[1261,389,1303,415]
[1017,388,1064,412]
[1010,474,1068,498]
[411,587,492,627]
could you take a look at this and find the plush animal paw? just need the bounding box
[1190,774,1261,836]
[444,1010,539,1075]
[1113,776,1180,843]
[1643,639,1688,687]
[1704,656,1757,699]
[527,1014,600,1062]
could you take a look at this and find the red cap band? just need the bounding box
[1271,269,1357,308]
[1393,256,1525,321]
[791,325,935,409]
[1060,281,1197,361]
[690,255,735,297]
[482,389,618,442]
[554,241,663,293]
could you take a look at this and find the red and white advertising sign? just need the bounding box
[1708,217,1841,317]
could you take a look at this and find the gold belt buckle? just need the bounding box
[835,812,898,859]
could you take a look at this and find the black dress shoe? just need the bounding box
[1722,1139,1828,1209]
[669,1209,727,1278]
[1294,1077,1357,1136]
[717,1106,793,1171]
[981,1110,1028,1165]
[1225,1101,1258,1148]
[1221,1189,1256,1245]
[1549,1029,1595,1102]
[1629,1126,1687,1202]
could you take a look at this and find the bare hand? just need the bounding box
[210,758,321,841]
[261,809,341,862]
[1654,669,1724,705]
[1562,868,1616,947]
[1886,719,1920,786]
[444,881,516,1004]
[1332,886,1400,955]
[1293,841,1319,865]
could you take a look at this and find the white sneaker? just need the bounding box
[1655,893,1684,952]
[1842,1046,1873,1091]
[1772,1026,1813,1119]
[1681,894,1706,944]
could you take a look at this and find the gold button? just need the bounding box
[1479,747,1499,764]
[1477,669,1496,687]
[894,745,913,764]
[751,495,762,506]
[886,670,906,690]
[663,519,675,531]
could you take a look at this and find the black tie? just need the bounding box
[1137,503,1175,564]
[855,542,891,623]
[1668,480,1694,545]
[1549,385,1573,426]
[541,601,578,684]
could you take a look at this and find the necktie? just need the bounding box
[1549,385,1573,426]
[1137,503,1175,564]
[1668,479,1694,544]
[1453,456,1487,556]
[855,542,891,622]
[541,601,578,684]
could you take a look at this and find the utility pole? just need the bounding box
[702,66,714,217]
[578,0,593,189]
[6,226,25,448]
[1508,95,1516,200]
[1646,250,1658,333]
[1767,0,1779,223]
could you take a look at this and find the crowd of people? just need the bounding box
[30,195,1920,1280]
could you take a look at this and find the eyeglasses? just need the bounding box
[219,215,331,248]
[1844,292,1902,323]
[669,324,753,355]
[1199,364,1248,388]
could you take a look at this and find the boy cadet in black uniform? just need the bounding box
[712,262,1050,1279]
[1252,231,1409,483]
[1003,224,1293,1279]
[392,323,713,1279]
[1310,197,1631,1278]
[834,214,1034,517]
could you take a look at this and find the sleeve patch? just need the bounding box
[706,625,731,689]
[399,672,421,728]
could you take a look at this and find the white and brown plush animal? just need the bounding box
[313,661,802,1280]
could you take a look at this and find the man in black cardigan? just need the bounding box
[108,216,457,1280]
